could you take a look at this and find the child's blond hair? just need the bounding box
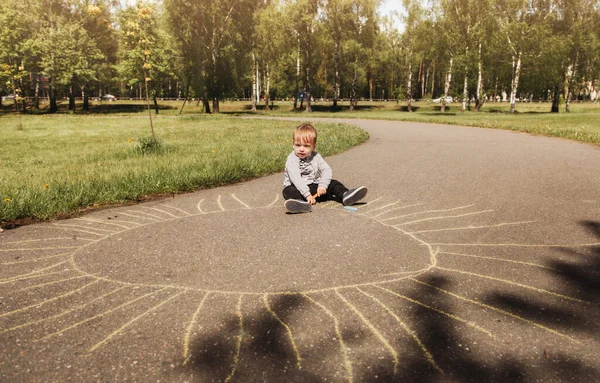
[293,123,317,146]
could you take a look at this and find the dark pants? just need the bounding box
[282,179,348,203]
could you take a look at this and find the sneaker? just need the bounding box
[285,199,312,213]
[342,186,368,206]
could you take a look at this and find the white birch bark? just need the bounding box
[442,58,453,112]
[251,51,257,112]
[509,50,522,113]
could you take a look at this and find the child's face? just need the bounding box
[293,138,315,160]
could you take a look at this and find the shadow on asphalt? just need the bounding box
[178,222,600,381]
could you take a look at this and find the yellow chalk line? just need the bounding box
[368,203,425,218]
[0,237,92,245]
[140,206,179,218]
[439,251,555,270]
[119,212,160,222]
[359,199,402,216]
[0,261,68,284]
[357,287,444,374]
[428,242,600,248]
[336,289,399,375]
[409,278,582,344]
[1,286,126,335]
[372,284,494,338]
[183,292,210,365]
[436,266,588,303]
[9,275,90,294]
[197,198,206,214]
[89,289,187,352]
[0,279,101,318]
[49,224,110,237]
[263,294,302,370]
[217,195,225,212]
[0,246,79,252]
[302,293,353,382]
[380,204,476,222]
[353,197,383,214]
[231,194,251,209]
[36,287,168,342]
[0,270,69,285]
[125,209,163,220]
[266,194,280,207]
[225,295,244,383]
[162,205,193,216]
[53,223,115,234]
[75,218,135,230]
[0,253,72,266]
[410,221,536,234]
[395,210,495,226]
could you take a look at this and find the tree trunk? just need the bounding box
[442,58,453,112]
[251,51,257,112]
[333,40,340,108]
[304,42,312,113]
[294,37,300,111]
[461,72,468,113]
[350,60,358,111]
[475,42,485,112]
[564,55,577,113]
[34,75,40,109]
[68,86,75,111]
[48,83,58,114]
[551,83,560,113]
[264,62,270,111]
[509,50,522,113]
[153,94,159,114]
[407,59,413,112]
[82,85,89,111]
[368,67,373,102]
[430,60,435,97]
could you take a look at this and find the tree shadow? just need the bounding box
[175,223,600,381]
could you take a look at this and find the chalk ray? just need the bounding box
[231,194,251,209]
[263,294,302,370]
[35,288,168,342]
[225,295,244,383]
[302,293,353,382]
[410,220,536,234]
[52,223,114,233]
[266,194,280,208]
[369,203,425,218]
[360,200,402,216]
[436,266,588,303]
[379,204,476,222]
[0,261,68,285]
[357,287,444,374]
[120,211,160,221]
[140,206,179,218]
[89,289,187,352]
[50,224,110,237]
[197,198,206,214]
[335,289,398,375]
[372,284,494,338]
[439,251,555,270]
[8,275,90,294]
[395,210,495,226]
[0,286,126,336]
[161,205,193,216]
[75,218,135,230]
[409,277,582,344]
[0,279,101,318]
[0,237,93,246]
[182,292,210,365]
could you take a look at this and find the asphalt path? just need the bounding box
[1,119,599,382]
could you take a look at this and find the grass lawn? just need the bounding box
[1,98,598,226]
[0,114,368,225]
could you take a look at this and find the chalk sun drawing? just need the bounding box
[1,193,598,381]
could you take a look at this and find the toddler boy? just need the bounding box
[283,123,367,213]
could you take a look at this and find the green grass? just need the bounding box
[0,114,368,224]
[232,100,600,146]
[2,99,598,225]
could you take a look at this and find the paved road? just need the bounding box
[1,119,599,382]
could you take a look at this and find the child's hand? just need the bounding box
[316,186,327,196]
[307,195,317,205]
